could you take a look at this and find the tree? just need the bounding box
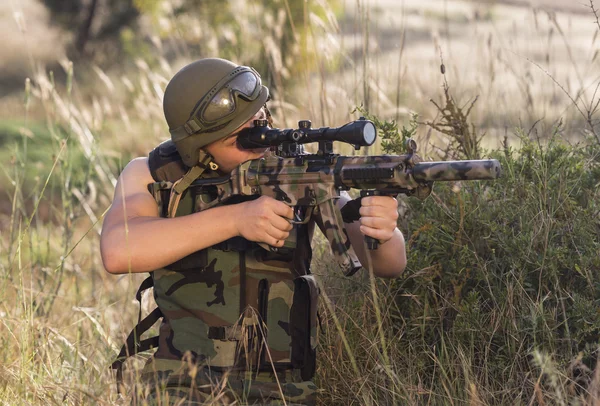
[40,0,140,58]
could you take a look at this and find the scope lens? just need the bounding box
[363,122,376,145]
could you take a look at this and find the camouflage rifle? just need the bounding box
[157,118,502,276]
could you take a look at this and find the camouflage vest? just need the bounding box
[114,140,320,403]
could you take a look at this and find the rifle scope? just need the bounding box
[236,119,377,149]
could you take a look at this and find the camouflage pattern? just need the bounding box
[148,150,501,275]
[411,159,501,182]
[139,134,502,402]
[137,360,317,405]
[144,177,318,405]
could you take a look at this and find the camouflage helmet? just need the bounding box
[164,58,269,167]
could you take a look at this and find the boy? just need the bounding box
[101,58,406,405]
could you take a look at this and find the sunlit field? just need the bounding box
[0,0,599,404]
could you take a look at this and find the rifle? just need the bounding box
[154,118,501,276]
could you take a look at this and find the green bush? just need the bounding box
[0,120,93,198]
[317,118,600,404]
[394,131,600,403]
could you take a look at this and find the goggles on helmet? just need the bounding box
[173,66,263,140]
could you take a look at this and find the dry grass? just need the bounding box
[305,0,600,151]
[0,0,599,404]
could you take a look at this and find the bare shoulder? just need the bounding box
[111,157,156,200]
[104,157,158,223]
[120,157,154,189]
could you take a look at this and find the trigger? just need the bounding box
[289,206,314,225]
[258,242,280,253]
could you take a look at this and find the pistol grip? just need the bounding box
[365,236,379,250]
[360,190,380,250]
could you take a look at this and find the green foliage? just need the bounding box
[0,120,88,195]
[352,105,419,154]
[390,129,600,403]
[316,109,600,404]
[133,0,161,15]
[126,0,338,86]
[255,0,339,80]
[6,3,600,403]
[40,0,140,57]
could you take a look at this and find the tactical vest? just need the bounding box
[112,140,320,402]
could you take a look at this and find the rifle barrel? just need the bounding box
[412,159,501,182]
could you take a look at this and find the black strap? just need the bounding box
[239,251,246,316]
[136,276,154,302]
[111,307,163,368]
[111,307,163,391]
[292,207,312,277]
[111,276,162,394]
[135,276,155,322]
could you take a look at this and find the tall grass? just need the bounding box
[315,121,600,405]
[0,0,599,405]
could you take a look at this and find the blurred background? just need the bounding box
[1,0,599,404]
[2,0,596,153]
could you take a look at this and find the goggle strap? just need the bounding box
[171,126,191,142]
[167,150,215,217]
[184,119,202,134]
[171,117,204,143]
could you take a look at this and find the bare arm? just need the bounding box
[100,158,293,274]
[339,192,407,278]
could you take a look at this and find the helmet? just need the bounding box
[164,58,269,167]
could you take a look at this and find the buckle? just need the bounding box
[184,119,202,134]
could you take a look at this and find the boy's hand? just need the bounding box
[235,196,294,247]
[358,196,399,245]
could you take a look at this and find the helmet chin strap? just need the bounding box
[167,149,217,218]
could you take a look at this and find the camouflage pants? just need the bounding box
[132,358,317,406]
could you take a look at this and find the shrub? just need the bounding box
[317,116,600,404]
